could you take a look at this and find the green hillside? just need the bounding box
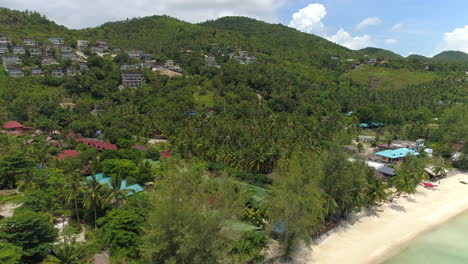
[406,54,430,62]
[432,51,468,63]
[357,47,403,60]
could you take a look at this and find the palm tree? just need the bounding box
[82,176,107,230]
[50,240,86,264]
[432,158,447,179]
[16,168,38,192]
[107,174,131,208]
[64,170,83,223]
[40,196,60,223]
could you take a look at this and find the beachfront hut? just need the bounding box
[375,148,419,163]
[377,166,396,177]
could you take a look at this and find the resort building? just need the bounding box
[29,46,41,56]
[49,37,64,45]
[86,173,143,197]
[77,40,88,51]
[61,52,76,60]
[51,69,64,77]
[31,68,44,76]
[6,67,24,77]
[2,56,21,67]
[12,46,26,55]
[375,148,419,163]
[122,72,145,88]
[358,135,376,143]
[0,35,10,44]
[76,138,118,151]
[60,45,73,52]
[41,56,58,65]
[23,38,36,46]
[0,45,8,54]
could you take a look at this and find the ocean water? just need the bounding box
[384,211,468,264]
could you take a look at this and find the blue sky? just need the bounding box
[3,0,468,56]
[279,0,468,56]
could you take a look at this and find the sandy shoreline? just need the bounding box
[294,170,468,264]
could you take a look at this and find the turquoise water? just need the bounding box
[384,211,468,264]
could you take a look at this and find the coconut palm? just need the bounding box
[63,170,83,223]
[106,174,131,208]
[16,168,38,192]
[50,240,86,264]
[82,176,108,230]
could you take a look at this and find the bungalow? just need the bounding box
[77,40,88,51]
[12,46,25,55]
[3,121,31,134]
[6,67,24,77]
[121,72,145,88]
[245,56,255,64]
[126,50,143,59]
[56,150,80,160]
[76,138,118,151]
[49,37,64,45]
[358,135,376,143]
[132,145,149,151]
[375,148,419,163]
[66,68,79,76]
[239,51,249,58]
[0,45,8,54]
[392,139,425,150]
[79,62,88,70]
[51,69,64,77]
[0,35,10,44]
[2,56,21,67]
[96,40,108,50]
[120,63,138,71]
[30,68,44,76]
[91,46,104,54]
[41,56,58,65]
[141,54,153,61]
[29,46,41,56]
[61,52,76,60]
[204,54,220,67]
[376,166,396,177]
[60,45,73,52]
[23,38,36,46]
[160,149,171,158]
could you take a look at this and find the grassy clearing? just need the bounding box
[343,65,437,90]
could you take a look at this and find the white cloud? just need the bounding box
[390,23,404,32]
[287,3,327,36]
[1,0,286,29]
[385,39,398,44]
[434,25,468,54]
[355,17,382,31]
[328,29,373,50]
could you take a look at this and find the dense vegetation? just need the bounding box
[0,8,467,263]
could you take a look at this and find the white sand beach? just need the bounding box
[295,170,468,264]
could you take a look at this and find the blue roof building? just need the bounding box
[375,148,419,163]
[86,173,144,197]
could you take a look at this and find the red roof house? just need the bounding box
[160,149,172,158]
[3,121,32,135]
[56,150,80,160]
[76,138,118,151]
[132,145,148,151]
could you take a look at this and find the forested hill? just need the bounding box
[200,16,352,61]
[432,51,468,63]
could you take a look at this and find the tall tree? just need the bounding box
[267,152,326,261]
[82,176,108,230]
[0,210,57,263]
